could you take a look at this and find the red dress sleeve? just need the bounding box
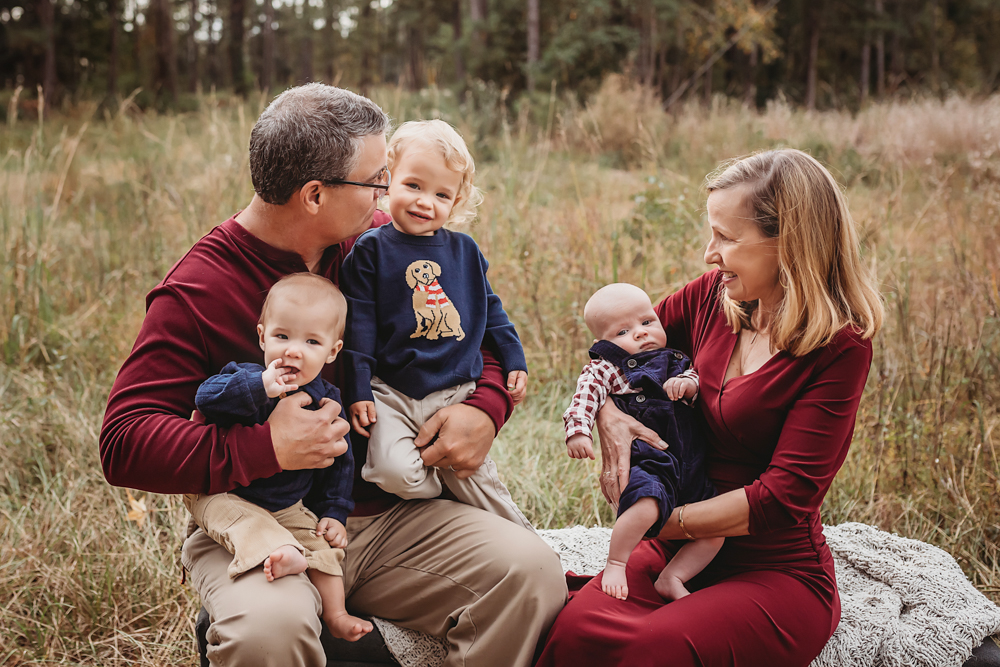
[744,330,873,534]
[654,269,720,358]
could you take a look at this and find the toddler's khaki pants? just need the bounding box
[183,493,344,579]
[362,378,534,531]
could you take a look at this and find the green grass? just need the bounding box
[3,81,1000,663]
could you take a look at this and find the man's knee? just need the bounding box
[205,575,326,667]
[494,528,568,618]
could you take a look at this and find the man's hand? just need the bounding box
[268,392,350,470]
[349,401,377,437]
[315,517,348,548]
[663,376,698,402]
[262,358,299,398]
[567,433,596,460]
[415,403,496,479]
[507,370,528,406]
[595,399,666,510]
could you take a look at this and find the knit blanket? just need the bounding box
[371,523,1000,667]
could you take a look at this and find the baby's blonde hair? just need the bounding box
[387,120,484,225]
[259,273,348,340]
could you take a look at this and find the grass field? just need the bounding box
[3,79,1000,664]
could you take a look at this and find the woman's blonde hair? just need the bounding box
[705,149,884,357]
[386,120,484,226]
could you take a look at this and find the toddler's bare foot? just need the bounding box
[602,558,629,600]
[263,545,307,582]
[654,571,691,601]
[324,610,374,642]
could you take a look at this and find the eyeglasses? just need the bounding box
[323,167,391,192]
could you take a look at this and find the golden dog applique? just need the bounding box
[405,260,465,341]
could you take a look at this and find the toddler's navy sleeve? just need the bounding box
[479,251,528,374]
[195,362,270,422]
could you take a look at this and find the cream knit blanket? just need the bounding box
[371,523,1000,667]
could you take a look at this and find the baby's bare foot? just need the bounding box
[654,571,691,601]
[325,611,374,642]
[602,559,629,600]
[263,545,307,582]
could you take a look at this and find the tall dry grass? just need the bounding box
[3,81,1000,664]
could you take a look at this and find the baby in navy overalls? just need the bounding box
[563,283,723,601]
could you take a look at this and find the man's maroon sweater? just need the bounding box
[99,211,512,515]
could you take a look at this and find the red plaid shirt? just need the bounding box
[563,359,699,441]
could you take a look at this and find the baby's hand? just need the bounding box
[507,371,528,405]
[316,517,348,548]
[663,376,698,402]
[262,358,299,398]
[349,401,377,437]
[566,433,596,460]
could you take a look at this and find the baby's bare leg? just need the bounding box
[308,570,373,642]
[603,497,659,601]
[654,536,725,601]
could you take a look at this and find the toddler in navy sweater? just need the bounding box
[564,283,723,601]
[341,120,533,530]
[183,273,372,641]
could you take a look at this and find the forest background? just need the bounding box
[3,0,1000,665]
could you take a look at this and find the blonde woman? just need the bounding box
[539,149,884,667]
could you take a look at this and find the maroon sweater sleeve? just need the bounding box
[745,331,872,534]
[100,285,282,494]
[465,346,513,433]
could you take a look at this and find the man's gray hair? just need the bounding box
[249,83,391,205]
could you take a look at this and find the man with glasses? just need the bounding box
[100,83,566,667]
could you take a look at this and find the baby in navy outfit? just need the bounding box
[564,283,724,601]
[183,273,372,642]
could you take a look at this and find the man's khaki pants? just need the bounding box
[182,498,567,667]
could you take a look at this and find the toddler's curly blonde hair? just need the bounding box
[386,120,484,226]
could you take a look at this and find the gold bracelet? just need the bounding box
[677,503,696,540]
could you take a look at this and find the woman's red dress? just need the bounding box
[537,270,873,667]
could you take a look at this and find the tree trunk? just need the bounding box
[638,0,655,86]
[207,1,220,89]
[108,0,119,99]
[452,0,465,86]
[875,0,885,96]
[890,0,904,92]
[229,0,247,94]
[152,0,179,102]
[928,0,939,93]
[299,21,314,84]
[261,0,274,90]
[804,0,822,110]
[38,0,57,109]
[469,0,488,76]
[526,0,539,91]
[744,43,758,106]
[325,0,337,83]
[359,0,372,95]
[188,0,199,92]
[703,60,712,105]
[861,3,871,104]
[407,24,425,90]
[669,19,682,97]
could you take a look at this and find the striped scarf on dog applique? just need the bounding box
[417,280,450,309]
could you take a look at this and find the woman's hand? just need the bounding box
[596,400,667,509]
